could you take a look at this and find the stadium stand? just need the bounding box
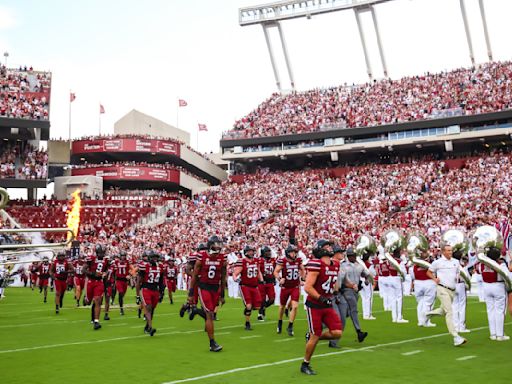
[0,65,51,120]
[0,142,48,180]
[225,61,512,139]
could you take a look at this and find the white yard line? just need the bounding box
[273,338,294,343]
[161,323,510,384]
[456,355,477,361]
[239,335,262,340]
[401,350,423,356]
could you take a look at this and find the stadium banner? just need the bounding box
[72,166,180,183]
[72,138,180,156]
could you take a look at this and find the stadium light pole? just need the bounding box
[459,0,475,65]
[239,1,394,89]
[478,0,493,61]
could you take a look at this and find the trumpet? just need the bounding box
[441,229,471,289]
[355,234,377,285]
[472,225,511,291]
[381,229,406,280]
[406,232,432,270]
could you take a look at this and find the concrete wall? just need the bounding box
[114,109,190,145]
[180,145,227,182]
[179,172,210,196]
[48,140,71,165]
[54,175,103,200]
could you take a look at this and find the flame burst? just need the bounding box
[66,189,81,241]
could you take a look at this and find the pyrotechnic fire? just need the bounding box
[66,189,81,241]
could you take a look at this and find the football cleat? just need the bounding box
[149,328,157,337]
[93,322,102,330]
[300,363,316,375]
[496,335,510,341]
[287,326,294,337]
[120,308,124,316]
[245,323,253,331]
[328,342,341,349]
[210,341,223,352]
[179,303,189,318]
[144,325,150,334]
[257,314,264,322]
[453,336,467,346]
[104,314,110,321]
[277,325,282,334]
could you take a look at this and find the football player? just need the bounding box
[136,250,165,336]
[233,245,263,330]
[114,251,131,315]
[73,255,86,307]
[274,244,305,336]
[164,257,178,304]
[83,244,110,330]
[188,235,227,352]
[38,257,51,303]
[50,251,72,314]
[258,246,276,321]
[301,240,342,375]
[179,243,207,318]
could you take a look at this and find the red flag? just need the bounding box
[100,104,105,114]
[198,123,208,132]
[178,99,188,107]
[70,92,76,102]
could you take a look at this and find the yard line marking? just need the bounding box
[0,319,301,354]
[456,355,477,361]
[401,350,423,356]
[161,323,511,384]
[159,327,176,331]
[274,338,294,343]
[240,335,262,340]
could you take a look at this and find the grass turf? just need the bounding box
[0,287,510,384]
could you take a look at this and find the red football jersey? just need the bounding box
[259,257,276,283]
[165,263,178,280]
[276,256,302,288]
[114,260,130,279]
[198,252,225,286]
[73,260,85,277]
[52,260,70,280]
[38,263,51,278]
[413,265,429,280]
[306,258,340,307]
[139,261,163,289]
[235,257,259,287]
[86,256,109,279]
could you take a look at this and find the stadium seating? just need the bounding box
[0,65,51,120]
[224,61,512,139]
[0,142,48,180]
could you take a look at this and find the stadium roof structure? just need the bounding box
[239,0,494,90]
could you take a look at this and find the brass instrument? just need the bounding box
[472,225,511,291]
[406,232,432,270]
[0,187,74,266]
[381,229,406,280]
[441,229,471,289]
[355,234,376,284]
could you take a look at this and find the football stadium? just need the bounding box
[1,1,511,383]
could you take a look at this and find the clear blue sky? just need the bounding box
[1,0,511,154]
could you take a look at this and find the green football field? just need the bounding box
[0,287,510,384]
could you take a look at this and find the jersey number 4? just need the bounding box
[321,276,338,294]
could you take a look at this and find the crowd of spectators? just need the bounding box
[21,148,507,262]
[0,142,48,180]
[0,65,51,120]
[225,61,512,139]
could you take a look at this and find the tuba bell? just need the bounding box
[441,229,471,289]
[406,232,432,269]
[380,229,406,280]
[471,225,511,291]
[355,234,377,284]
